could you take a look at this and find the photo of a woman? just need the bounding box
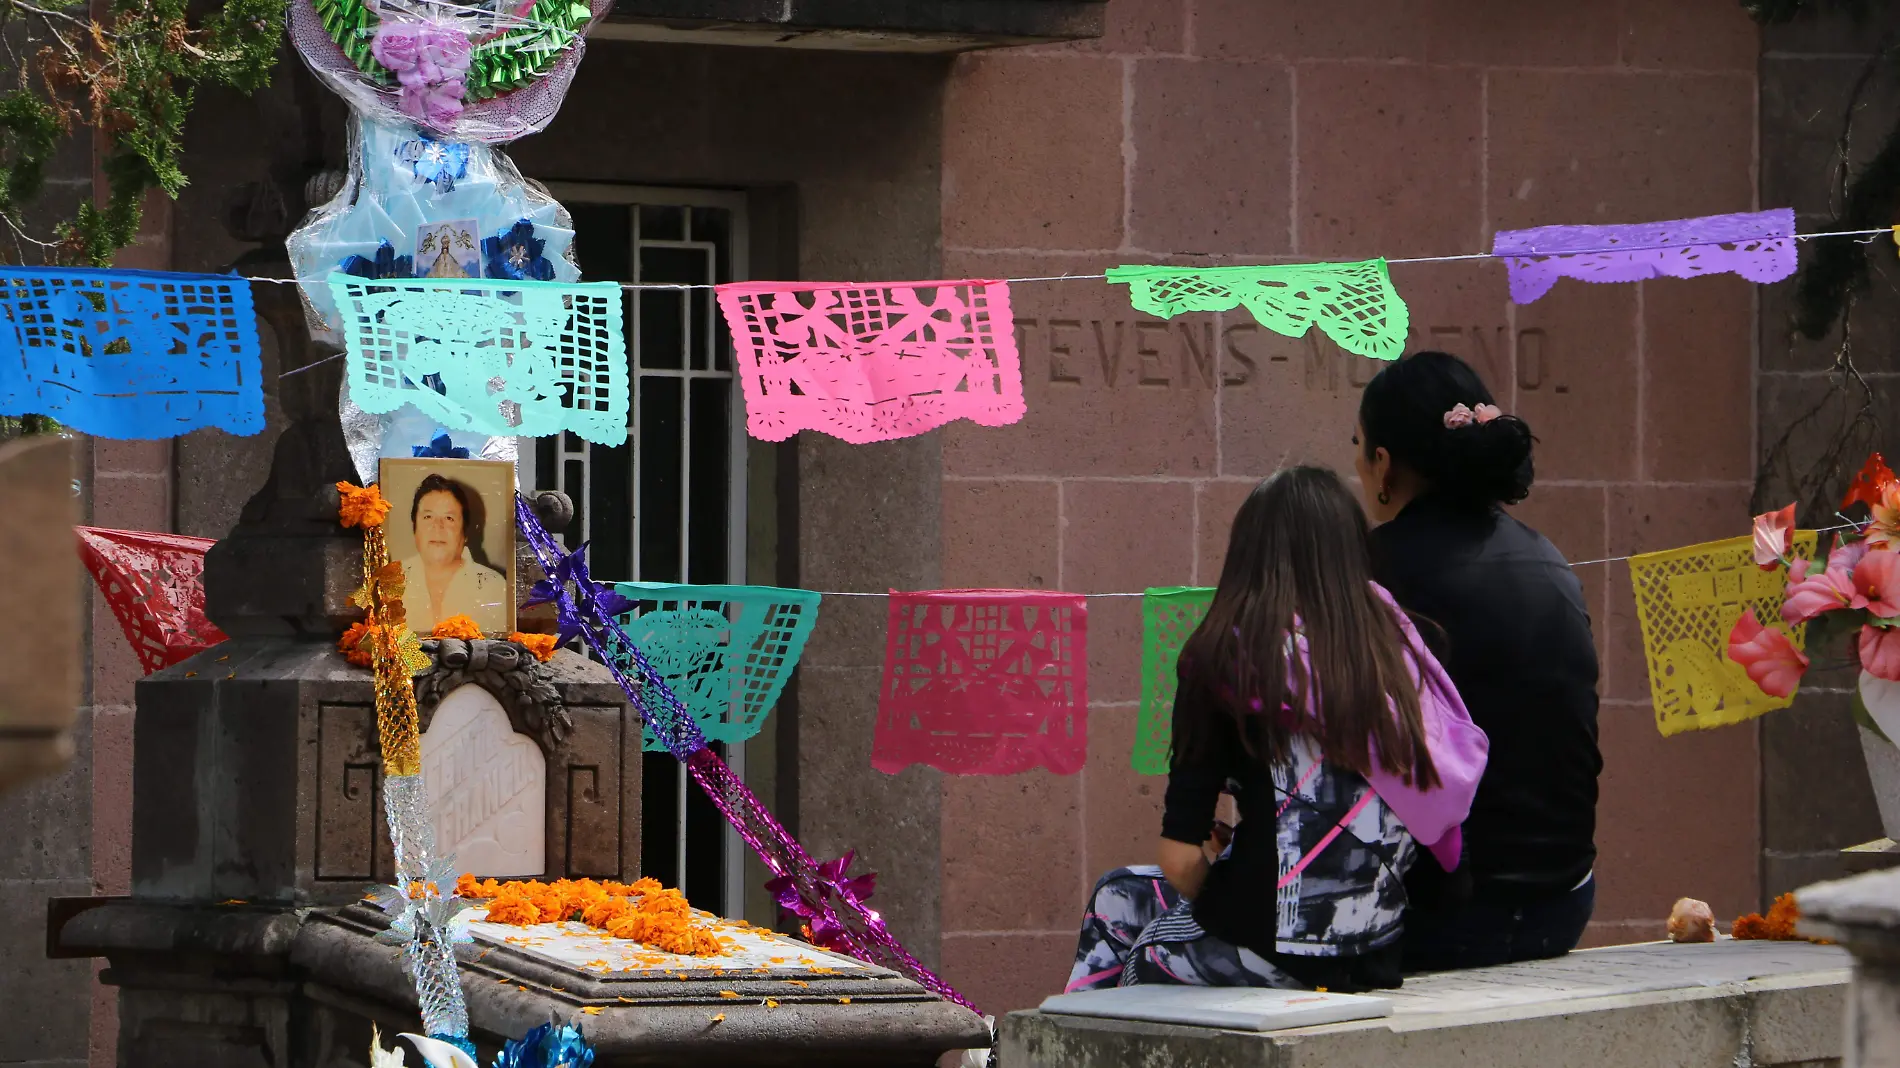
[378,458,516,634]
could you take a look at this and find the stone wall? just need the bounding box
[1755,10,1898,899]
[0,132,177,1067]
[934,0,1769,1012]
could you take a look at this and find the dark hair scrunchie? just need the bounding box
[1358,351,1535,507]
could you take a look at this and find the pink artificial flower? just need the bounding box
[372,19,470,132]
[1781,562,1859,625]
[1728,611,1809,698]
[418,27,472,77]
[1859,624,1900,682]
[1829,536,1869,574]
[1855,549,1900,618]
[370,21,422,68]
[1752,502,1796,570]
[422,89,466,127]
[1443,403,1475,429]
[1873,481,1900,552]
[1472,403,1502,424]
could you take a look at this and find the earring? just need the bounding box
[1377,488,1391,505]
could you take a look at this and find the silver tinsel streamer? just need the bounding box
[372,774,473,1039]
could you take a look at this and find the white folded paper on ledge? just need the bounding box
[1037,986,1393,1031]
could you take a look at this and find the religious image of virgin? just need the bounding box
[399,473,510,634]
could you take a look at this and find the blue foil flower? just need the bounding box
[493,1021,594,1068]
[398,134,471,192]
[413,432,469,459]
[483,220,556,282]
[340,242,415,280]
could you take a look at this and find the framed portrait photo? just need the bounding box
[378,457,517,636]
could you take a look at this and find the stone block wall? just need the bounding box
[0,143,176,1067]
[935,0,1769,1013]
[1755,11,1898,899]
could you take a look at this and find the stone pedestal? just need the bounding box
[1798,869,1900,1068]
[131,637,641,904]
[56,900,988,1067]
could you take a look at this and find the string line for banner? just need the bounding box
[263,224,1889,379]
[239,225,1893,300]
[602,520,1870,601]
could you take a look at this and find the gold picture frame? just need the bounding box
[378,457,517,636]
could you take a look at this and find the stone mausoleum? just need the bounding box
[6,1,1900,1064]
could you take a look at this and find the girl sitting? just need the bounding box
[1065,465,1488,992]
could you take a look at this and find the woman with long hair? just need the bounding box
[1355,351,1601,970]
[1065,466,1487,992]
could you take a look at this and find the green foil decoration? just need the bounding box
[1107,259,1410,361]
[610,583,822,751]
[313,0,390,83]
[1131,586,1214,775]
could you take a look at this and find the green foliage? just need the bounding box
[0,0,288,266]
[0,91,59,212]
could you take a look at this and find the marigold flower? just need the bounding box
[511,631,559,662]
[337,482,392,529]
[1733,893,1805,941]
[466,875,727,956]
[432,614,485,641]
[338,621,376,667]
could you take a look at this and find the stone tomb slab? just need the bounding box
[457,907,913,1006]
[422,684,546,877]
[997,940,1853,1068]
[1379,938,1849,1016]
[294,904,990,1065]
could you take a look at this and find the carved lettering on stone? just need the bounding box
[420,683,545,877]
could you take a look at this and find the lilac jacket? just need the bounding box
[1251,583,1487,870]
[1361,582,1489,869]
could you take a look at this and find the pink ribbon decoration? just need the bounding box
[1442,402,1502,429]
[371,20,473,127]
[875,589,1088,776]
[764,851,878,954]
[715,280,1027,444]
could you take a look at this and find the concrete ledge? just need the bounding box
[998,942,1851,1068]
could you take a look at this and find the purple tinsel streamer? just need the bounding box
[514,496,979,1014]
[1491,208,1797,304]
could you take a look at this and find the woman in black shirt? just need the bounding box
[1354,351,1603,971]
[1063,466,1487,992]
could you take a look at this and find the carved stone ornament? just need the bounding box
[415,638,570,755]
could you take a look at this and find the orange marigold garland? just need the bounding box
[431,614,485,641]
[510,631,559,662]
[1733,892,1816,941]
[456,875,731,957]
[338,620,375,666]
[337,481,392,529]
[338,483,426,776]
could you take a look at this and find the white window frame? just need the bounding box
[537,182,752,915]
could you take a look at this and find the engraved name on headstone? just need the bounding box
[420,683,545,877]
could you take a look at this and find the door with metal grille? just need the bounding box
[536,185,749,915]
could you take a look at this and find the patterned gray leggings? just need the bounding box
[1064,865,1300,991]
